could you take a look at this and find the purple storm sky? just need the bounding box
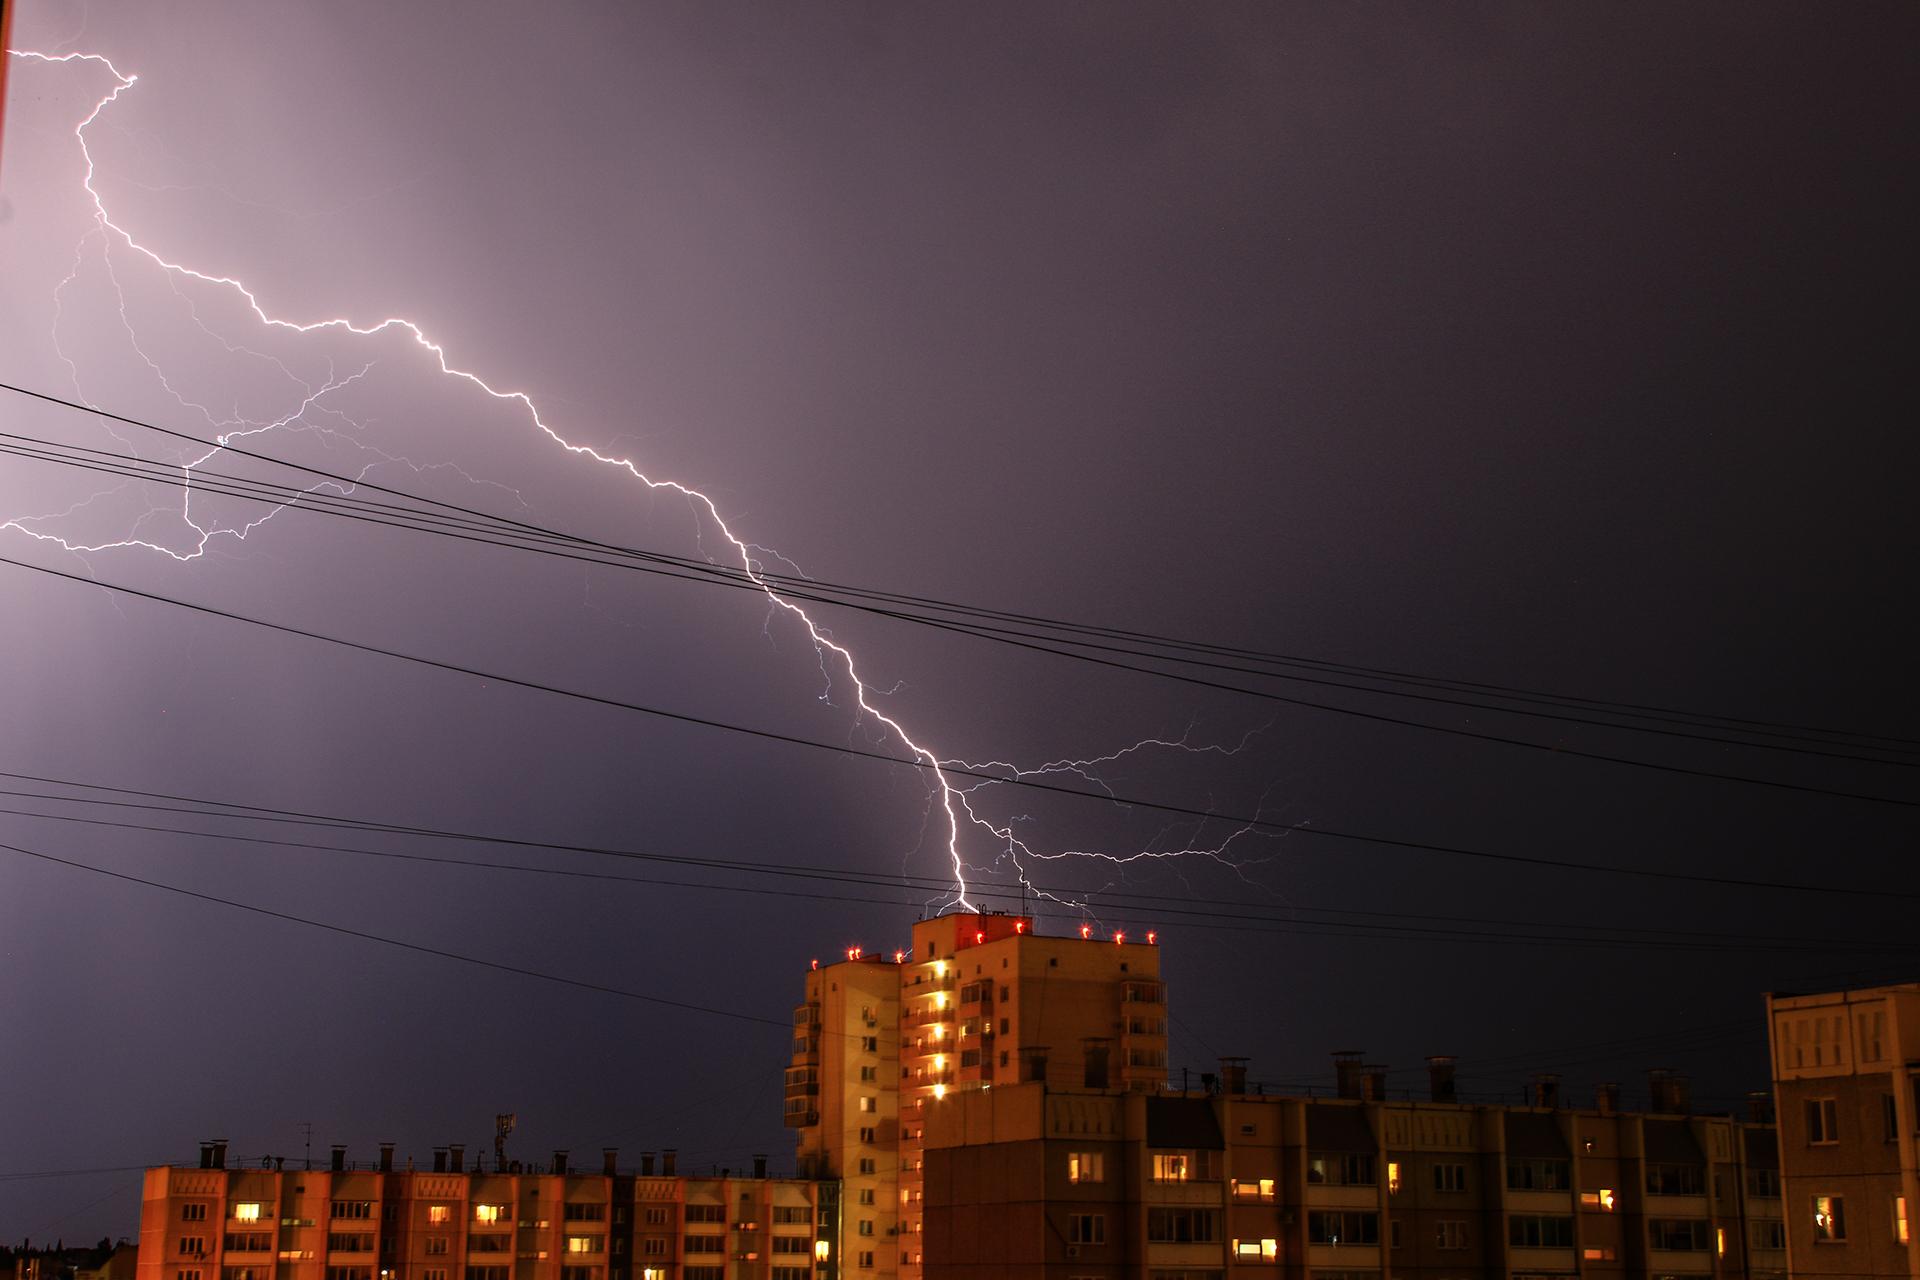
[1,0,1915,1241]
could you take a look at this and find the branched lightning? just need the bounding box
[4,49,1279,913]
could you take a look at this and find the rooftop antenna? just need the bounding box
[299,1122,313,1171]
[494,1114,516,1172]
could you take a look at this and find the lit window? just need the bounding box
[563,1238,601,1255]
[1813,1195,1846,1242]
[1387,1161,1401,1194]
[859,1096,876,1113]
[231,1204,262,1223]
[1068,1153,1105,1184]
[1717,1226,1726,1256]
[1897,1196,1910,1246]
[428,1207,450,1225]
[1583,1246,1616,1261]
[474,1205,506,1224]
[1580,1189,1617,1212]
[1152,1153,1189,1182]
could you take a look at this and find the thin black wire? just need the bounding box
[8,767,1915,926]
[3,380,1912,757]
[5,797,1910,956]
[5,429,1914,775]
[0,836,793,1030]
[5,551,1918,915]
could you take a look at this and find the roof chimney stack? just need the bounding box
[432,1149,448,1174]
[378,1144,394,1173]
[603,1149,618,1177]
[661,1149,676,1177]
[449,1144,465,1174]
[1333,1051,1365,1100]
[1219,1057,1249,1096]
[1427,1056,1457,1103]
[753,1154,767,1179]
[1532,1074,1562,1109]
[1596,1082,1620,1115]
[330,1146,346,1172]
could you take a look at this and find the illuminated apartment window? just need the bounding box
[427,1206,450,1225]
[1582,1247,1616,1262]
[1230,1178,1274,1201]
[1068,1152,1105,1184]
[473,1205,507,1224]
[1387,1161,1401,1194]
[564,1237,602,1255]
[1231,1240,1263,1259]
[1897,1196,1910,1246]
[1813,1195,1846,1241]
[230,1204,263,1223]
[859,1096,876,1113]
[1807,1098,1839,1144]
[1580,1188,1617,1211]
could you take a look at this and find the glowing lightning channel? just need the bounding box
[4,49,1276,914]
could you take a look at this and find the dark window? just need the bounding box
[1508,1216,1574,1248]
[1507,1158,1570,1191]
[1807,1097,1838,1144]
[1306,1212,1378,1246]
[1145,1208,1220,1244]
[1648,1219,1712,1251]
[1645,1164,1705,1196]
[1747,1168,1780,1198]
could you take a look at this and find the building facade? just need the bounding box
[1767,982,1920,1277]
[787,911,1169,1280]
[922,1076,1782,1280]
[134,1145,837,1280]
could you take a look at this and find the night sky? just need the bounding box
[3,0,1916,1243]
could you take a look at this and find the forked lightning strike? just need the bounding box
[3,49,1276,911]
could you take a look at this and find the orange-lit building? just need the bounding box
[135,1142,836,1280]
[788,911,1168,1280]
[1766,981,1920,1277]
[923,1067,1783,1280]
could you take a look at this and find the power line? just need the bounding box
[0,836,793,1030]
[7,795,1911,956]
[3,550,1916,912]
[3,381,1913,766]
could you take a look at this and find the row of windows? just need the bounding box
[1805,1087,1920,1144]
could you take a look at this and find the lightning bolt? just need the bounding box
[3,49,1276,913]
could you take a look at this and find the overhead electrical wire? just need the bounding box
[2,381,1913,771]
[5,793,1914,956]
[7,427,1915,776]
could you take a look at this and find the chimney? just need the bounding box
[1648,1069,1690,1115]
[330,1146,346,1172]
[199,1143,215,1170]
[1023,1047,1050,1085]
[549,1151,567,1176]
[378,1144,394,1173]
[640,1153,655,1177]
[1333,1051,1365,1100]
[1747,1092,1776,1124]
[1220,1057,1249,1096]
[1532,1074,1561,1109]
[1596,1082,1620,1115]
[449,1144,466,1174]
[1427,1056,1457,1103]
[210,1140,227,1170]
[1360,1065,1388,1102]
[753,1154,767,1180]
[432,1148,448,1174]
[661,1150,677,1177]
[602,1149,618,1177]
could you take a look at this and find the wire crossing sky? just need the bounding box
[3,46,1291,912]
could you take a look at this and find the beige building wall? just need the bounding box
[1767,982,1920,1278]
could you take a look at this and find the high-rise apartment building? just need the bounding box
[135,1143,836,1280]
[1766,981,1920,1277]
[787,911,1168,1280]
